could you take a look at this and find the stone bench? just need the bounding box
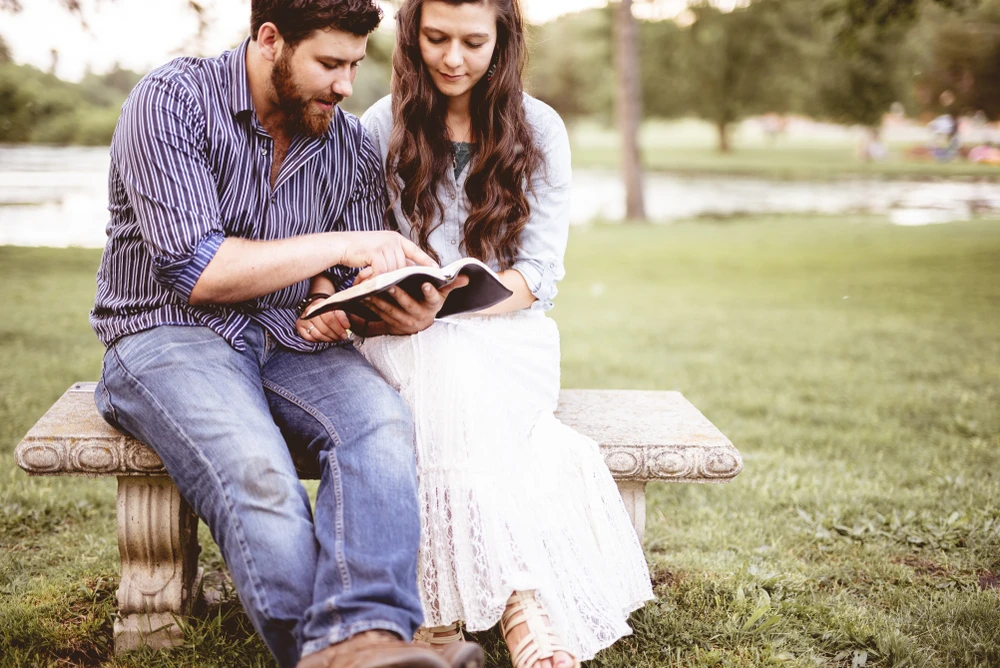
[15,382,742,654]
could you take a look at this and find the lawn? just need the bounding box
[570,119,1000,181]
[1,214,999,666]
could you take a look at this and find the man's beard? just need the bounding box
[271,48,341,137]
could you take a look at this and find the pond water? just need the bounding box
[2,145,999,248]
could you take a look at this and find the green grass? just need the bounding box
[2,214,1000,666]
[571,119,1000,181]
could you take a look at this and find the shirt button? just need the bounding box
[450,193,456,201]
[450,239,457,245]
[260,147,267,155]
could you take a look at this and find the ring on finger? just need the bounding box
[306,325,315,334]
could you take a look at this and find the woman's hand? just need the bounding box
[362,276,470,336]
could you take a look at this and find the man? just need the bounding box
[90,2,482,667]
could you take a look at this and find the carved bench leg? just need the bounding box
[615,480,647,543]
[114,476,202,654]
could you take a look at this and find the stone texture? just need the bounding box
[114,477,202,653]
[17,383,742,483]
[14,382,742,653]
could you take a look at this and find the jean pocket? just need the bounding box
[95,360,122,430]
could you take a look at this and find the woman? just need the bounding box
[305,1,652,666]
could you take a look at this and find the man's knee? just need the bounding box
[232,455,307,511]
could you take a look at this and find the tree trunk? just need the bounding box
[716,121,731,154]
[614,0,647,222]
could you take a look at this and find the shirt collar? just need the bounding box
[228,37,255,119]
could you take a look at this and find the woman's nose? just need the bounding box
[443,42,463,69]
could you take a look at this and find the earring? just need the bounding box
[487,59,499,83]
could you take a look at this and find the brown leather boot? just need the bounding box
[296,630,449,668]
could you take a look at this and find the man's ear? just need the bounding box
[256,22,283,63]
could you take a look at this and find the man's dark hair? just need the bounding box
[251,0,383,45]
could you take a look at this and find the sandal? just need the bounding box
[414,623,485,668]
[500,591,580,668]
[413,622,465,646]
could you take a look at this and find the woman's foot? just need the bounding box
[413,624,484,668]
[500,591,579,668]
[413,622,465,648]
[413,622,465,646]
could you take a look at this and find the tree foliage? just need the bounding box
[811,0,918,128]
[527,8,615,122]
[909,0,1000,120]
[0,61,141,144]
[672,0,817,151]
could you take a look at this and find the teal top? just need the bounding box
[451,141,475,179]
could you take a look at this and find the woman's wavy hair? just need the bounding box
[388,0,542,269]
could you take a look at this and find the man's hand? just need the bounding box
[297,307,351,343]
[358,276,471,336]
[337,231,437,275]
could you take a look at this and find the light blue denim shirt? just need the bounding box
[361,94,572,311]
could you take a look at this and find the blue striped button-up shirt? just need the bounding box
[91,38,386,352]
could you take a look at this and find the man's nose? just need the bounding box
[332,72,353,99]
[443,42,463,69]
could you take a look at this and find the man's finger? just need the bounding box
[308,316,336,342]
[400,239,437,268]
[316,310,349,340]
[394,245,407,273]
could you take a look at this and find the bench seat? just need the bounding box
[15,382,741,653]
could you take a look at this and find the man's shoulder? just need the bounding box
[134,51,229,99]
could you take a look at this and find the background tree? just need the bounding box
[614,0,647,221]
[528,8,614,123]
[638,16,688,120]
[677,0,815,153]
[810,0,918,145]
[908,0,1000,120]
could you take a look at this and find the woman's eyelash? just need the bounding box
[426,37,486,48]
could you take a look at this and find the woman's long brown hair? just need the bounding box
[388,0,542,269]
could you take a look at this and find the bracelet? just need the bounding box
[296,292,331,318]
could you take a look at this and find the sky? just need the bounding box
[0,0,695,81]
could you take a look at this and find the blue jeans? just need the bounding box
[95,323,423,667]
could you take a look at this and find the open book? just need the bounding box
[303,257,513,322]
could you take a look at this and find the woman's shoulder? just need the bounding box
[360,95,394,152]
[360,95,394,132]
[521,93,567,143]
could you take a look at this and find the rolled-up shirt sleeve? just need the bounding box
[113,78,224,302]
[324,123,389,292]
[512,110,572,311]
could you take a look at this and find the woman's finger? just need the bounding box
[366,296,399,323]
[438,274,471,298]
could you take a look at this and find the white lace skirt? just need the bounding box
[356,309,653,660]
